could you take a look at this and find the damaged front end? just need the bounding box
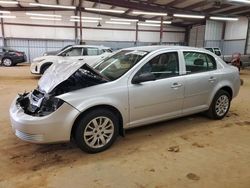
[16,62,109,117]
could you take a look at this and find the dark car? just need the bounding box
[0,47,27,66]
[43,45,73,56]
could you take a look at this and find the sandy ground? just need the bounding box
[0,64,250,188]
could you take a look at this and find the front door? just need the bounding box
[128,51,184,127]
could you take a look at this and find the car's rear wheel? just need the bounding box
[2,58,13,67]
[74,108,119,153]
[207,90,231,119]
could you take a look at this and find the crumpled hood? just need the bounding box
[38,57,102,94]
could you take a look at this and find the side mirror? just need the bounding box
[132,73,156,84]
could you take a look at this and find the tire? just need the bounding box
[40,64,51,74]
[2,58,13,67]
[74,108,119,153]
[207,90,231,120]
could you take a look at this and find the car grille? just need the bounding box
[15,130,44,142]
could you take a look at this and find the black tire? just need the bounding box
[2,58,13,67]
[207,90,231,120]
[40,64,51,74]
[74,108,119,153]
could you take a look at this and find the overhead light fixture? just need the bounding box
[132,11,167,16]
[0,15,16,18]
[173,14,205,19]
[30,17,62,21]
[85,8,125,14]
[146,20,172,24]
[105,21,131,25]
[228,0,250,4]
[0,0,18,4]
[210,16,239,21]
[0,10,11,14]
[70,16,102,20]
[110,18,139,22]
[138,23,160,27]
[26,12,62,18]
[70,19,99,23]
[29,3,76,9]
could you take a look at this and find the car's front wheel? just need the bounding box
[2,58,13,66]
[207,90,231,119]
[74,108,119,153]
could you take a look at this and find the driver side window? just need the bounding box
[136,52,179,80]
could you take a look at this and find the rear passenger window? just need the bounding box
[84,48,100,56]
[184,52,217,74]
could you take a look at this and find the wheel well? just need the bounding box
[220,86,233,99]
[71,105,124,140]
[40,62,53,73]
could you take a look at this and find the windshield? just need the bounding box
[214,48,221,56]
[94,50,148,80]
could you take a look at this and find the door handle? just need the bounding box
[208,77,216,82]
[78,58,84,60]
[171,83,182,89]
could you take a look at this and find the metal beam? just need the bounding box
[79,0,83,44]
[165,0,183,7]
[218,6,250,15]
[202,4,232,13]
[183,1,211,11]
[1,17,6,47]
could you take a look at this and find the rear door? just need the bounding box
[181,51,218,114]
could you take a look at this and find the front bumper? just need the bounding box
[9,97,80,143]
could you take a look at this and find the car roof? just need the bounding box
[123,45,210,53]
[71,45,111,49]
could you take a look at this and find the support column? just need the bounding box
[79,0,83,44]
[159,17,163,44]
[1,17,6,47]
[74,10,78,44]
[134,22,138,46]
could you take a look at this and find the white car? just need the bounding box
[30,45,112,75]
[10,46,240,153]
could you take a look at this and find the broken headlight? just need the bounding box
[37,97,64,116]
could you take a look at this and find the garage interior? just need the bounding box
[0,0,250,187]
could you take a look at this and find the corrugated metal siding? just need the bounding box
[205,20,223,40]
[1,38,185,61]
[188,25,205,47]
[223,40,246,54]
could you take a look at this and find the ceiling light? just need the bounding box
[110,18,139,22]
[0,1,18,4]
[30,17,62,21]
[229,0,250,4]
[173,14,205,19]
[70,16,102,20]
[105,21,131,25]
[210,16,239,21]
[26,12,62,18]
[29,3,76,9]
[70,19,99,23]
[138,23,161,27]
[0,15,16,18]
[132,11,167,16]
[85,8,125,14]
[146,20,171,24]
[0,10,11,14]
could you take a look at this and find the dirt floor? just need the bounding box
[0,64,250,188]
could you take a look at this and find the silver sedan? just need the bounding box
[10,46,241,153]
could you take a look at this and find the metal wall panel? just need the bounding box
[223,40,246,55]
[205,20,223,40]
[188,25,205,47]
